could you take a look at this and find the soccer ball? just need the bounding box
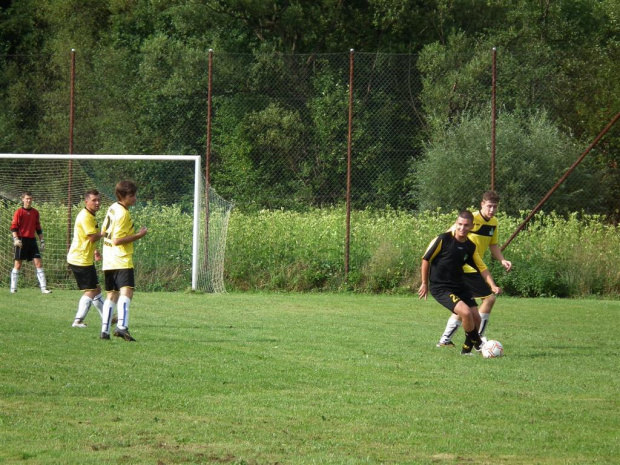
[480,340,504,358]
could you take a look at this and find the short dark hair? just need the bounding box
[84,189,100,200]
[115,180,137,201]
[458,210,474,223]
[21,191,32,198]
[482,190,500,203]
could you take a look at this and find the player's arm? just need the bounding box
[419,259,430,300]
[419,236,441,300]
[87,231,104,243]
[489,243,512,271]
[470,249,501,294]
[111,226,148,246]
[480,269,502,295]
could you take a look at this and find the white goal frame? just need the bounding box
[1,153,203,290]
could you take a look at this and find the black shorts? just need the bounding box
[69,264,99,290]
[463,272,493,299]
[430,286,477,313]
[104,268,135,292]
[14,237,41,262]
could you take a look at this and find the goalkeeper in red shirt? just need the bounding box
[10,191,52,294]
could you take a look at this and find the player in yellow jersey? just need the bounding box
[436,191,512,347]
[67,189,104,328]
[100,181,148,341]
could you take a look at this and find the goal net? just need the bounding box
[0,154,233,292]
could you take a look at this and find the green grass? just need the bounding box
[1,291,618,464]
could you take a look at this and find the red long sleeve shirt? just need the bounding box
[11,207,42,238]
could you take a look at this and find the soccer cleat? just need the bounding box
[100,332,110,340]
[460,351,476,356]
[461,344,475,355]
[113,327,136,342]
[436,341,456,348]
[41,288,52,294]
[72,320,87,328]
[10,289,17,294]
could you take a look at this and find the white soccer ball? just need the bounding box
[481,340,504,358]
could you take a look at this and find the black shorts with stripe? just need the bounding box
[462,272,493,299]
[14,237,41,262]
[69,264,99,290]
[104,268,135,292]
[430,286,477,313]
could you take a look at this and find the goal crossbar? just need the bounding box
[1,154,203,290]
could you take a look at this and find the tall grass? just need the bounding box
[5,202,620,296]
[226,208,620,297]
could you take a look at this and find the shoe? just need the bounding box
[113,327,136,342]
[72,320,87,328]
[100,332,110,340]
[461,344,475,355]
[436,341,456,348]
[10,289,17,294]
[111,315,118,325]
[41,288,52,294]
[460,351,476,356]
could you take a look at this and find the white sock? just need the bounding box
[36,268,47,289]
[92,293,104,317]
[439,315,462,343]
[117,295,131,329]
[10,268,19,291]
[75,295,92,321]
[101,300,116,334]
[479,313,491,338]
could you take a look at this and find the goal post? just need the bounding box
[0,154,233,292]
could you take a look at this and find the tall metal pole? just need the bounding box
[204,49,213,285]
[502,112,620,251]
[345,49,354,278]
[67,49,76,252]
[491,47,497,191]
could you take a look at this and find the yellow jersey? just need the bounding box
[67,208,99,266]
[102,202,135,270]
[463,211,499,273]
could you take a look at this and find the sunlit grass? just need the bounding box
[1,290,618,464]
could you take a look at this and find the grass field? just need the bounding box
[1,290,618,464]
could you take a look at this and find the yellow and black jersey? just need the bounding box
[67,208,99,266]
[463,211,498,273]
[422,231,486,290]
[101,202,135,270]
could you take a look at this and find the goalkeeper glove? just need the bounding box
[13,237,22,248]
[40,239,45,252]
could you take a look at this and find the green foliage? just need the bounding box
[410,111,606,215]
[226,208,620,297]
[1,292,619,463]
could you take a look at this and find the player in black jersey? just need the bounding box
[419,210,502,355]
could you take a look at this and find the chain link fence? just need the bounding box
[2,49,619,292]
[2,49,616,215]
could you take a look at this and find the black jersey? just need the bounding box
[422,231,483,290]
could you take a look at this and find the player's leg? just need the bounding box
[112,269,136,342]
[453,301,482,355]
[33,257,51,294]
[437,314,462,347]
[71,265,98,327]
[478,294,496,342]
[10,259,22,293]
[91,286,104,317]
[100,271,119,339]
[463,272,494,342]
